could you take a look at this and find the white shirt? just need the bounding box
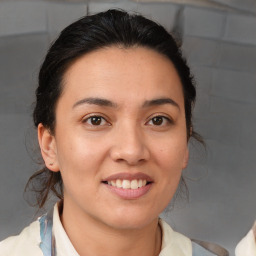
[235,222,256,256]
[0,203,192,256]
[1,203,253,256]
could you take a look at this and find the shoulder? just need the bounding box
[235,222,256,256]
[159,218,192,255]
[159,219,228,256]
[0,219,43,256]
[192,240,229,256]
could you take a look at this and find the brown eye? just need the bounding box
[90,116,102,125]
[152,116,164,126]
[147,115,172,127]
[84,116,108,126]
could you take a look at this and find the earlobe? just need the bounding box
[38,123,59,172]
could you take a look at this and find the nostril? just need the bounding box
[109,138,150,165]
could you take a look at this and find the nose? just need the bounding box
[109,122,150,165]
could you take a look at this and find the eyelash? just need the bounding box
[146,115,173,126]
[82,115,109,126]
[82,114,172,127]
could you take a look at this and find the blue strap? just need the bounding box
[39,208,55,256]
[192,241,218,256]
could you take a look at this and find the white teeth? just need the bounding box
[122,180,131,189]
[107,179,148,189]
[116,179,122,188]
[131,180,138,189]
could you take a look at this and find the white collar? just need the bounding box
[159,218,192,256]
[53,203,79,256]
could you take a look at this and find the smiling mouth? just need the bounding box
[102,179,152,189]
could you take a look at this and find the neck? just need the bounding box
[60,201,162,256]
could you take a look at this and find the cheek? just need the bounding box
[55,138,101,186]
[155,140,188,170]
[153,139,187,197]
[56,132,106,165]
[55,134,113,197]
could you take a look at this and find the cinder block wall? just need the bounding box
[0,1,255,255]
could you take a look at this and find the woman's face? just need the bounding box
[41,46,189,230]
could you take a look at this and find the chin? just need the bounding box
[109,218,155,230]
[103,208,158,230]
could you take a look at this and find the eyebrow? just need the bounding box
[73,97,118,109]
[72,97,179,109]
[142,98,180,109]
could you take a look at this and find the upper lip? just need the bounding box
[103,172,153,182]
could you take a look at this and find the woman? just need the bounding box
[0,9,229,256]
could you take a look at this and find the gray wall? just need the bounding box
[0,1,256,255]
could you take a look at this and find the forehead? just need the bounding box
[61,46,184,108]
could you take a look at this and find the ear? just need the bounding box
[182,147,189,169]
[38,123,59,172]
[190,126,193,137]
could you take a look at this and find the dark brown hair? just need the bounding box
[26,9,201,209]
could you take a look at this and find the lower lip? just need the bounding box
[104,183,152,199]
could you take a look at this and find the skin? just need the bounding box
[38,46,189,256]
